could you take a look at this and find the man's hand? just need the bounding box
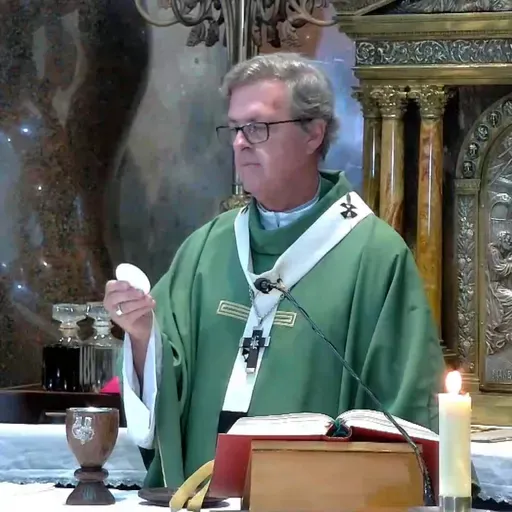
[103,280,155,345]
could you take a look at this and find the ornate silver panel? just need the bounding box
[454,191,478,373]
[481,125,512,388]
[455,92,512,389]
[355,40,512,66]
[388,0,512,13]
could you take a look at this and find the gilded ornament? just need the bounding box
[369,86,407,118]
[219,193,252,212]
[352,86,380,118]
[408,85,449,119]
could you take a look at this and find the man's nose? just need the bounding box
[233,129,251,150]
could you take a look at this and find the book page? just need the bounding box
[227,413,333,436]
[337,409,439,441]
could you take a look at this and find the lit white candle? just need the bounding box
[438,370,472,498]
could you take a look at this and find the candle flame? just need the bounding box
[446,370,462,394]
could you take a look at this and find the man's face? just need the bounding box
[227,79,323,208]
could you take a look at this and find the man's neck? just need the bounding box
[257,177,321,230]
[258,173,320,212]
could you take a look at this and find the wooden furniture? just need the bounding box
[0,385,126,427]
[241,440,424,512]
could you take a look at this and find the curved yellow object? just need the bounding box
[187,479,212,512]
[169,460,215,512]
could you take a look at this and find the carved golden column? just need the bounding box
[370,86,407,233]
[408,85,449,328]
[352,86,381,213]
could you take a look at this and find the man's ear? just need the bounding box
[304,119,327,155]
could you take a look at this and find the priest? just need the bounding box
[104,52,446,489]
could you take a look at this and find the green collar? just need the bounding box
[248,172,352,256]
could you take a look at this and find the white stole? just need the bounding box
[222,191,373,413]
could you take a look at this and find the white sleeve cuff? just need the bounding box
[122,314,162,449]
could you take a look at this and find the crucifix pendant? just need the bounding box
[240,326,270,374]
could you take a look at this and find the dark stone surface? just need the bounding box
[0,0,150,387]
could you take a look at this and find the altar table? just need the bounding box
[1,484,508,511]
[472,440,512,504]
[0,424,146,487]
[2,423,512,505]
[0,484,241,510]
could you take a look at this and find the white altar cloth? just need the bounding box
[0,484,241,510]
[0,424,146,487]
[472,440,512,504]
[2,423,512,504]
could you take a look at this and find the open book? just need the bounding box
[208,409,439,498]
[227,409,439,441]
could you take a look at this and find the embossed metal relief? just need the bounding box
[454,92,512,387]
[389,0,512,14]
[482,127,512,388]
[355,40,512,66]
[486,230,512,355]
[455,94,512,376]
[455,194,477,372]
[71,415,95,445]
[456,95,512,180]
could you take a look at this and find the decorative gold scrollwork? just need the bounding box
[369,85,407,119]
[408,85,450,119]
[352,86,380,119]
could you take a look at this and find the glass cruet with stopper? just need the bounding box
[85,301,122,392]
[42,303,87,392]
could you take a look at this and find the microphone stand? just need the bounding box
[254,277,435,507]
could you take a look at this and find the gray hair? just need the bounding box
[220,52,339,159]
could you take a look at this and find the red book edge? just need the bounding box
[208,428,439,499]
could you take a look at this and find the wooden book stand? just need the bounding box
[241,440,424,512]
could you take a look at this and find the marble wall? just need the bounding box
[0,0,150,387]
[104,20,233,287]
[0,1,363,388]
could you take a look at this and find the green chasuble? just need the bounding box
[135,172,447,489]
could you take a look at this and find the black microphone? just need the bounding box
[253,277,435,507]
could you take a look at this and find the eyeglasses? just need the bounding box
[216,118,312,145]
